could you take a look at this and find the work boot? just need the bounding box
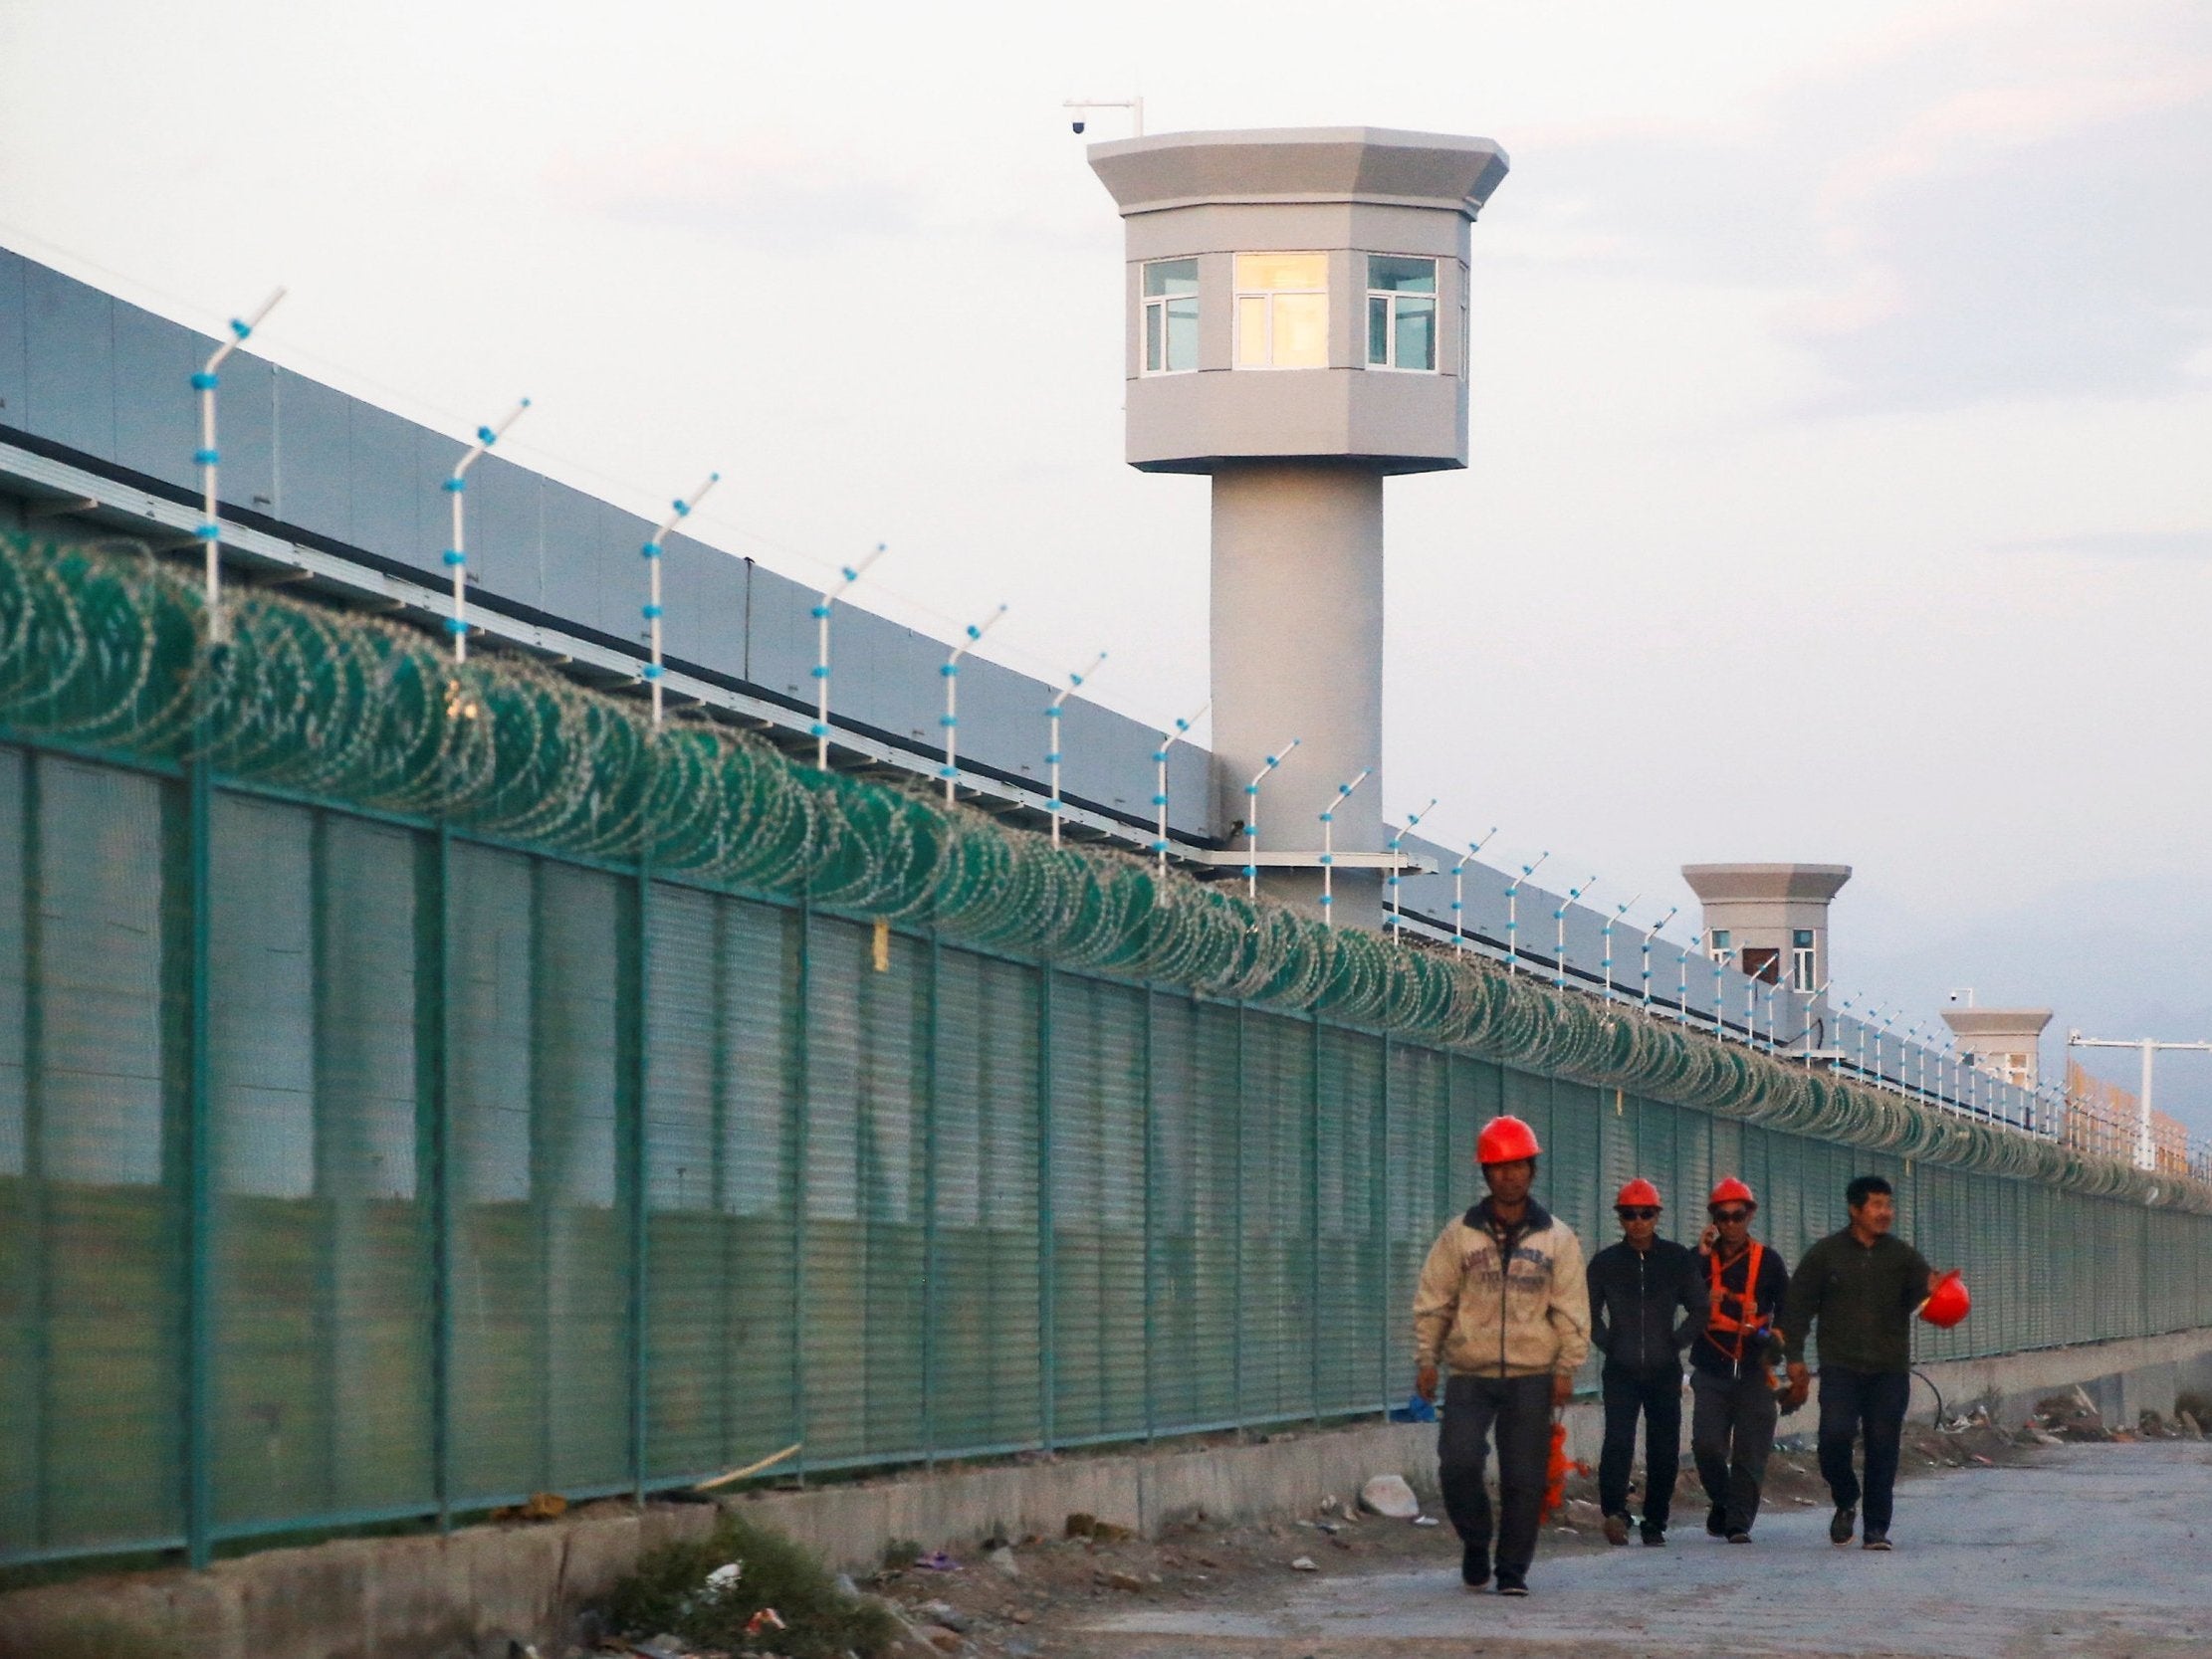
[1863,1528,1891,1552]
[1640,1521,1666,1547]
[1496,1573,1529,1597]
[1603,1513,1630,1547]
[1705,1504,1727,1538]
[1460,1545,1490,1590]
[1726,1530,1753,1544]
[1830,1506,1856,1546]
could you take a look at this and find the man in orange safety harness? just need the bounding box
[1688,1176,1790,1543]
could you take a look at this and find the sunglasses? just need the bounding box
[1712,1208,1752,1224]
[1616,1207,1659,1221]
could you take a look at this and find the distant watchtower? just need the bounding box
[1088,126,1509,921]
[1680,863,1853,997]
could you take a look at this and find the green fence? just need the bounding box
[2,533,2210,1573]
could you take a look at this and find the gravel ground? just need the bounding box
[1061,1441,2212,1659]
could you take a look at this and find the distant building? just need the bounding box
[1679,863,1851,997]
[1943,1005,2054,1088]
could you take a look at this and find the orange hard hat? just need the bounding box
[1476,1115,1542,1165]
[1708,1176,1757,1210]
[1615,1177,1663,1209]
[1918,1269,1970,1329]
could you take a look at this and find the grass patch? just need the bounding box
[598,1511,902,1659]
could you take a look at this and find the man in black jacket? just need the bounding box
[1585,1177,1706,1545]
[1779,1173,1940,1552]
[1690,1176,1790,1543]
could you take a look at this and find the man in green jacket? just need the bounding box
[1779,1174,1940,1551]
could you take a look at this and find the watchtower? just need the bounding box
[1680,863,1854,996]
[1088,126,1509,920]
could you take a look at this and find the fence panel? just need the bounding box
[6,736,2212,1569]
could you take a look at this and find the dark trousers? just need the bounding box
[1438,1373,1552,1579]
[1818,1365,1910,1530]
[1690,1369,1778,1533]
[1598,1368,1682,1530]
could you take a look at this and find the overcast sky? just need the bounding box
[2,0,2208,1112]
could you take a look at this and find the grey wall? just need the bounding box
[0,246,1207,831]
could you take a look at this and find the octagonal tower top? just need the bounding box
[1088,127,1510,475]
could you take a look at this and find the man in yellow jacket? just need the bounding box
[1413,1115,1591,1596]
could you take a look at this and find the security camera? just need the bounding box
[1070,116,1086,134]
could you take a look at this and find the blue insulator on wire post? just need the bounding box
[1242,735,1300,899]
[1553,876,1595,991]
[1045,652,1107,846]
[1317,767,1372,929]
[1384,796,1438,940]
[1637,905,1678,1010]
[942,604,1009,805]
[1449,827,1498,957]
[445,398,531,664]
[812,543,888,771]
[1152,700,1209,879]
[1502,851,1549,975]
[639,470,722,726]
[193,288,285,645]
[1599,891,1642,1002]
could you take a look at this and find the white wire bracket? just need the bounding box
[640,470,722,726]
[1317,767,1373,927]
[1242,736,1301,898]
[1151,700,1210,877]
[193,287,286,644]
[812,542,887,770]
[1384,797,1438,939]
[444,398,531,663]
[942,603,1010,803]
[1046,651,1107,846]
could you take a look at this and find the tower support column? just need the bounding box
[1211,461,1384,921]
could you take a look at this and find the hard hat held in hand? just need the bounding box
[1476,1115,1542,1164]
[1918,1269,1971,1329]
[1615,1177,1662,1209]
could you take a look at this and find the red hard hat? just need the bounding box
[1476,1115,1542,1165]
[1918,1269,1971,1329]
[1708,1176,1757,1210]
[1615,1177,1662,1209]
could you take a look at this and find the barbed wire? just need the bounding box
[4,530,2202,1213]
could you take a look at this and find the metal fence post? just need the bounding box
[1230,1004,1245,1438]
[1142,988,1157,1442]
[1037,964,1057,1451]
[792,897,811,1482]
[1309,1015,1322,1423]
[183,740,214,1568]
[1375,1036,1391,1415]
[628,864,651,1500]
[922,933,941,1466]
[426,825,454,1532]
[19,757,50,1554]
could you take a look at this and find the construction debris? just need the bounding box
[1359,1474,1422,1519]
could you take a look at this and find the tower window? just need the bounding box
[1366,256,1438,371]
[1792,929,1816,991]
[1234,253,1328,368]
[1709,929,1732,964]
[1142,259,1200,374]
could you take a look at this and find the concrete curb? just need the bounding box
[5,1329,2208,1659]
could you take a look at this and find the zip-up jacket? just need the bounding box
[1413,1197,1591,1379]
[1780,1229,1933,1373]
[1689,1241,1789,1381]
[1586,1238,1706,1378]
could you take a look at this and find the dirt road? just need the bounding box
[1073,1442,2212,1659]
